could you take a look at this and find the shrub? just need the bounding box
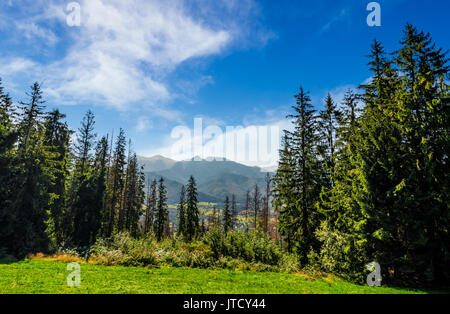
[315,222,367,283]
[204,228,282,266]
[45,230,298,274]
[89,233,157,266]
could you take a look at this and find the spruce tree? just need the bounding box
[276,87,322,263]
[0,79,18,255]
[70,111,100,247]
[243,190,251,230]
[223,196,232,234]
[185,176,199,241]
[177,185,186,237]
[91,136,109,243]
[13,82,50,257]
[106,129,127,237]
[74,110,96,174]
[390,24,450,285]
[318,94,341,189]
[252,185,261,230]
[262,173,272,234]
[122,155,145,237]
[272,132,297,252]
[143,179,157,235]
[118,142,133,232]
[43,109,71,247]
[231,194,237,230]
[154,177,168,241]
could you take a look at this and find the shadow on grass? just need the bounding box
[384,284,450,295]
[0,255,18,265]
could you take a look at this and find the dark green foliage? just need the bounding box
[204,228,282,266]
[154,178,168,241]
[121,153,145,237]
[272,133,297,252]
[0,79,18,254]
[186,176,200,241]
[144,179,157,235]
[74,110,96,174]
[106,129,127,237]
[262,173,271,234]
[43,109,71,247]
[11,82,51,257]
[317,94,341,189]
[0,80,147,257]
[274,25,449,287]
[93,136,109,241]
[223,196,232,234]
[70,111,101,247]
[274,87,322,264]
[231,194,237,230]
[177,185,186,237]
[252,184,261,230]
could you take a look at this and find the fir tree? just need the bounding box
[154,177,168,241]
[177,185,186,237]
[185,176,199,241]
[0,79,18,255]
[106,129,127,237]
[252,185,261,230]
[223,196,232,234]
[317,94,341,188]
[262,173,272,234]
[272,132,297,252]
[243,190,251,230]
[74,110,96,174]
[231,194,237,230]
[143,179,157,235]
[43,109,71,246]
[13,82,50,257]
[279,87,322,263]
[91,136,109,243]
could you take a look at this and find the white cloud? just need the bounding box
[52,0,234,110]
[1,0,239,111]
[14,21,58,45]
[0,58,37,73]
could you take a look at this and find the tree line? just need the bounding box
[0,82,150,257]
[0,76,274,257]
[272,24,449,286]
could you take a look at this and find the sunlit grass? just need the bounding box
[0,259,431,294]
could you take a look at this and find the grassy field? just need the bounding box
[0,259,431,294]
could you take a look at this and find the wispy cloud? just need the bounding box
[14,21,58,45]
[319,8,350,35]
[0,0,272,112]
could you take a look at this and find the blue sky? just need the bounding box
[0,0,449,166]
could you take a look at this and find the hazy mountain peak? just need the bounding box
[138,155,176,172]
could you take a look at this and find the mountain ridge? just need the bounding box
[137,155,274,204]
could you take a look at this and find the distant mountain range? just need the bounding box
[138,155,274,204]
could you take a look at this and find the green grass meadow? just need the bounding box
[0,259,431,294]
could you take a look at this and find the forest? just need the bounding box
[0,23,448,289]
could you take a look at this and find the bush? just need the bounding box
[89,233,157,266]
[204,228,282,266]
[62,230,298,274]
[315,222,367,283]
